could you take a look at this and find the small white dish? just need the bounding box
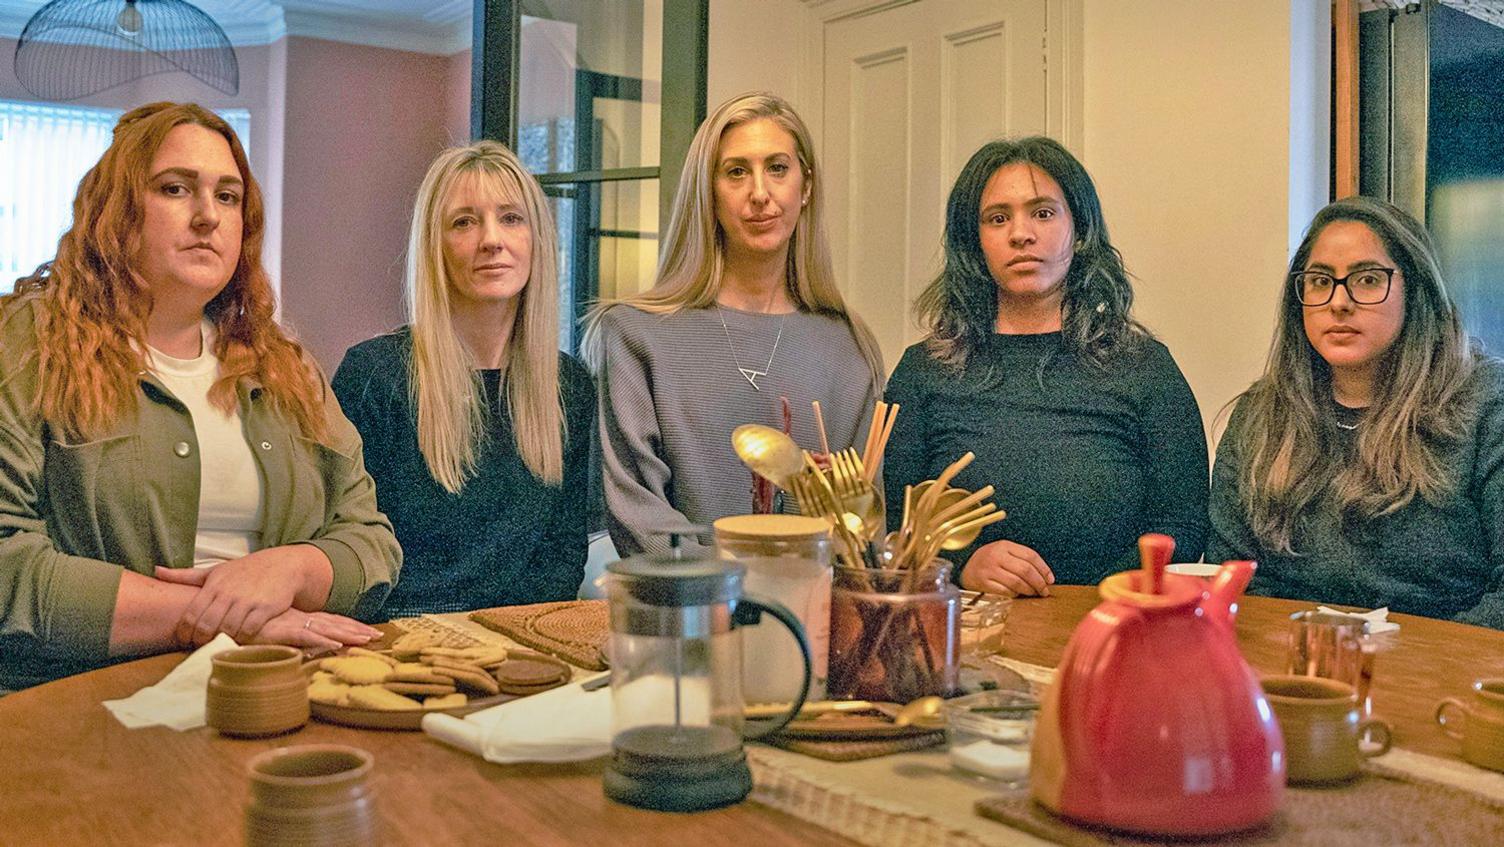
[1165,563,1221,578]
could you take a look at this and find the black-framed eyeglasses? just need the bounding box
[1291,267,1397,306]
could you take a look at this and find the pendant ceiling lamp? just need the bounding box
[14,0,239,100]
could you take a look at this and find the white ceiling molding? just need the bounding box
[282,7,469,55]
[0,1,471,54]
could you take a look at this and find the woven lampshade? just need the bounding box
[14,0,239,100]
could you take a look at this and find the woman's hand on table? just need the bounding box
[248,609,382,652]
[962,540,1055,597]
[155,546,334,645]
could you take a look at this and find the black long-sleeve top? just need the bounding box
[883,332,1209,586]
[332,329,595,617]
[1208,362,1504,628]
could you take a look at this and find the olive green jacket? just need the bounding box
[0,296,401,692]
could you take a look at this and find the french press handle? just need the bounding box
[732,594,813,740]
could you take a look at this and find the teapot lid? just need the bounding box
[1099,571,1204,608]
[608,533,745,607]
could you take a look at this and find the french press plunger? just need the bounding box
[602,537,813,812]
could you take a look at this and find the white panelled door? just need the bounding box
[816,0,1050,372]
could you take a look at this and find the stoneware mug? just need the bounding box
[1262,674,1392,784]
[245,744,378,847]
[1435,678,1504,772]
[206,645,310,737]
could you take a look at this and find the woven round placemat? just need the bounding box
[469,601,609,670]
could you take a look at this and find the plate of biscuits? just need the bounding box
[305,630,573,730]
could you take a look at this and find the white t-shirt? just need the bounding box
[146,322,265,567]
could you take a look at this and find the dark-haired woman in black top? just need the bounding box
[883,137,1207,595]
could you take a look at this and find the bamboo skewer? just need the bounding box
[864,403,901,481]
[812,400,831,457]
[861,401,886,472]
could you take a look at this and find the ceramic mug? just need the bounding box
[206,645,309,738]
[245,744,378,847]
[1435,678,1504,772]
[1262,675,1392,784]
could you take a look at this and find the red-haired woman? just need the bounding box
[0,102,400,693]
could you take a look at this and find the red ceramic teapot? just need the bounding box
[1031,537,1284,836]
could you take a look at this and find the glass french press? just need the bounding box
[602,537,813,812]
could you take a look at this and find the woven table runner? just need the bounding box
[975,763,1504,846]
[766,731,946,762]
[468,601,610,670]
[748,656,1504,847]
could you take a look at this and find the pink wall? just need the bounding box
[445,49,473,145]
[279,36,455,370]
[2,35,471,372]
[0,38,283,283]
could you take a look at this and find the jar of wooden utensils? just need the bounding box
[828,557,959,702]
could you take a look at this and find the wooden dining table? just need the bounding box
[0,586,1499,845]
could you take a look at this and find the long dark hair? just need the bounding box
[915,136,1146,370]
[1232,196,1478,553]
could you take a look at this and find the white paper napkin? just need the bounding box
[102,634,239,730]
[1317,605,1400,635]
[423,672,613,764]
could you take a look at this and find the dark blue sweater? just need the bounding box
[332,329,595,617]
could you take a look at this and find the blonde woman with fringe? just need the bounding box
[334,141,594,615]
[1209,197,1504,628]
[583,92,884,556]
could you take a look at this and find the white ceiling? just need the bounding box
[0,1,474,55]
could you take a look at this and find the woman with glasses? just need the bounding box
[333,142,595,615]
[1208,196,1504,627]
[883,137,1207,595]
[583,92,883,556]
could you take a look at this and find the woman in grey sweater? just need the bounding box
[584,92,883,556]
[1208,197,1504,628]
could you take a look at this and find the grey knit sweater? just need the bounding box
[596,304,880,556]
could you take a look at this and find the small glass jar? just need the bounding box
[828,560,959,702]
[959,590,1012,666]
[945,690,1038,788]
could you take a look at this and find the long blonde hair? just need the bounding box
[582,91,884,386]
[1231,196,1479,553]
[406,141,563,491]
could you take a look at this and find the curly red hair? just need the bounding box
[7,101,325,442]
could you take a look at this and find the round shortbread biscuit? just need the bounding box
[322,656,392,686]
[492,658,568,687]
[383,681,457,696]
[423,693,468,709]
[346,647,398,666]
[308,679,351,706]
[348,684,421,711]
[429,664,500,696]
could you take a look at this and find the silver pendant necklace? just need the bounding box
[1335,420,1360,431]
[718,306,786,391]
